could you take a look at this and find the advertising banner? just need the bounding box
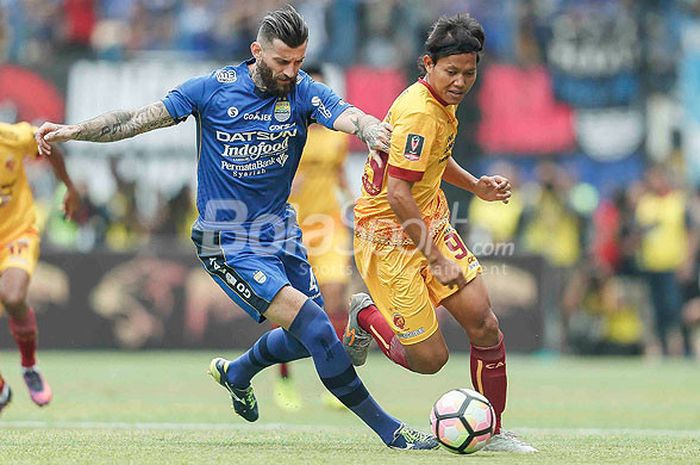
[1,252,547,352]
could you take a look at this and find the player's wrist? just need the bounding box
[465,176,479,193]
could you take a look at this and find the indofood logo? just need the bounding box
[217,129,297,160]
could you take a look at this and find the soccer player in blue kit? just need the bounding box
[35,6,437,450]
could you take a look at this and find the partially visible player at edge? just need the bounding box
[0,121,80,414]
[346,13,537,453]
[275,64,352,412]
[36,6,437,450]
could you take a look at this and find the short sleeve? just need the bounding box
[387,111,437,182]
[304,80,352,129]
[162,75,209,122]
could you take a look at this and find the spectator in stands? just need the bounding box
[562,259,645,356]
[521,161,583,269]
[467,161,524,247]
[634,165,696,356]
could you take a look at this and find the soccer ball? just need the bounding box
[430,388,496,454]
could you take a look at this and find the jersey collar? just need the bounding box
[418,78,450,107]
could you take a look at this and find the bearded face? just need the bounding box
[250,38,306,98]
[255,57,296,97]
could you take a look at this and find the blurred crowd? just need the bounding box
[0,0,470,67]
[464,161,700,358]
[2,0,700,357]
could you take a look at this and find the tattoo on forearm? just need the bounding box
[351,117,362,138]
[74,102,176,142]
[345,108,375,145]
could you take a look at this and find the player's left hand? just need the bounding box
[62,186,81,221]
[474,175,511,204]
[363,121,392,154]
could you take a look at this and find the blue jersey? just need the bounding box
[162,58,351,230]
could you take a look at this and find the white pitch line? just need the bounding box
[1,421,700,437]
[517,427,700,438]
[0,421,322,431]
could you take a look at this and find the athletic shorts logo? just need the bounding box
[392,313,406,330]
[227,106,239,118]
[253,270,267,284]
[216,69,237,83]
[274,100,291,122]
[397,327,425,339]
[403,134,425,161]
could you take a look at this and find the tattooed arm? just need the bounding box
[35,101,177,155]
[333,107,392,154]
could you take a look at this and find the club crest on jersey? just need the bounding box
[274,100,291,122]
[216,69,237,83]
[392,313,406,330]
[403,134,425,161]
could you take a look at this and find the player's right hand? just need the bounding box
[364,121,392,154]
[430,255,467,289]
[35,122,78,156]
[62,185,82,221]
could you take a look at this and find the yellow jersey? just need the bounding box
[0,122,39,244]
[289,125,349,221]
[354,79,457,245]
[468,194,524,242]
[635,190,687,272]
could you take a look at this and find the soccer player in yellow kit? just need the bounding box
[0,121,79,413]
[275,65,352,411]
[344,14,536,452]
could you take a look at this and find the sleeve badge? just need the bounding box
[403,134,425,161]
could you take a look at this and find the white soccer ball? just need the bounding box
[429,388,496,454]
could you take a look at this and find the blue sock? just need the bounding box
[285,299,401,445]
[226,327,309,388]
[227,299,401,444]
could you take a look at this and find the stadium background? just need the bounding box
[0,0,698,358]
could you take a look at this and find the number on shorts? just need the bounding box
[444,231,468,260]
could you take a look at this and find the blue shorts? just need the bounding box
[191,219,324,323]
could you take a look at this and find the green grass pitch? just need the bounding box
[0,351,698,464]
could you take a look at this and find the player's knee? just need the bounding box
[300,304,338,344]
[467,312,500,346]
[0,286,27,310]
[411,349,449,374]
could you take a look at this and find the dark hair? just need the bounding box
[258,5,308,48]
[419,13,485,73]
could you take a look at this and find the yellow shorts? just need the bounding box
[354,225,481,345]
[300,214,351,285]
[0,226,41,276]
